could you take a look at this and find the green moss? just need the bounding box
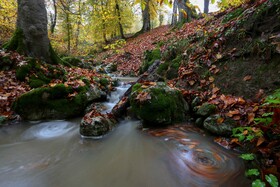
[49,44,66,65]
[12,84,90,120]
[62,56,82,67]
[157,62,169,75]
[29,79,46,88]
[132,83,143,93]
[3,29,25,54]
[16,64,32,81]
[49,84,72,99]
[140,48,161,74]
[222,8,244,23]
[130,83,188,126]
[81,78,91,86]
[99,78,109,87]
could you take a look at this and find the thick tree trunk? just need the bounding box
[141,0,151,32]
[204,0,210,14]
[4,0,59,64]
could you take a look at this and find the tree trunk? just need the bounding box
[171,0,178,26]
[141,0,151,32]
[116,0,125,39]
[178,0,192,23]
[4,0,60,64]
[50,0,57,34]
[204,0,210,14]
[66,12,71,53]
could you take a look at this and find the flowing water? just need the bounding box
[0,78,250,187]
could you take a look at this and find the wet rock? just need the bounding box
[191,97,201,109]
[195,117,204,127]
[12,84,104,120]
[0,116,7,125]
[130,82,189,126]
[203,115,237,136]
[80,113,117,137]
[196,103,216,117]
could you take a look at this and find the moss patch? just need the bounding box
[139,48,161,74]
[3,29,25,54]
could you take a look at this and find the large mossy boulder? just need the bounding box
[12,84,105,120]
[80,113,117,137]
[130,82,189,126]
[203,114,237,136]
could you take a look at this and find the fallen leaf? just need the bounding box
[226,109,240,117]
[217,117,224,124]
[209,76,215,82]
[256,136,265,146]
[243,75,252,81]
[248,113,255,123]
[188,80,196,86]
[212,87,220,94]
[136,92,151,103]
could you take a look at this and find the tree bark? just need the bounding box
[140,0,151,32]
[178,0,192,23]
[204,0,210,14]
[116,0,125,39]
[171,0,178,26]
[4,0,60,64]
[50,0,57,34]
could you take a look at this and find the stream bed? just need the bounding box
[0,78,250,187]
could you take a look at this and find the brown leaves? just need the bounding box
[136,92,151,103]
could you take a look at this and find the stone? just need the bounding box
[203,115,237,136]
[195,117,204,127]
[196,103,216,117]
[0,116,7,125]
[130,82,189,126]
[12,84,104,120]
[80,113,117,137]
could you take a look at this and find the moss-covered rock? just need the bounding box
[12,84,104,120]
[130,82,189,126]
[139,48,161,74]
[196,103,216,117]
[203,114,237,136]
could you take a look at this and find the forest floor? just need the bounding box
[0,0,279,184]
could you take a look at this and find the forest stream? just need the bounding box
[0,78,250,187]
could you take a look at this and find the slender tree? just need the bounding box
[50,0,57,34]
[171,0,178,26]
[140,0,151,32]
[204,0,210,14]
[115,0,125,39]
